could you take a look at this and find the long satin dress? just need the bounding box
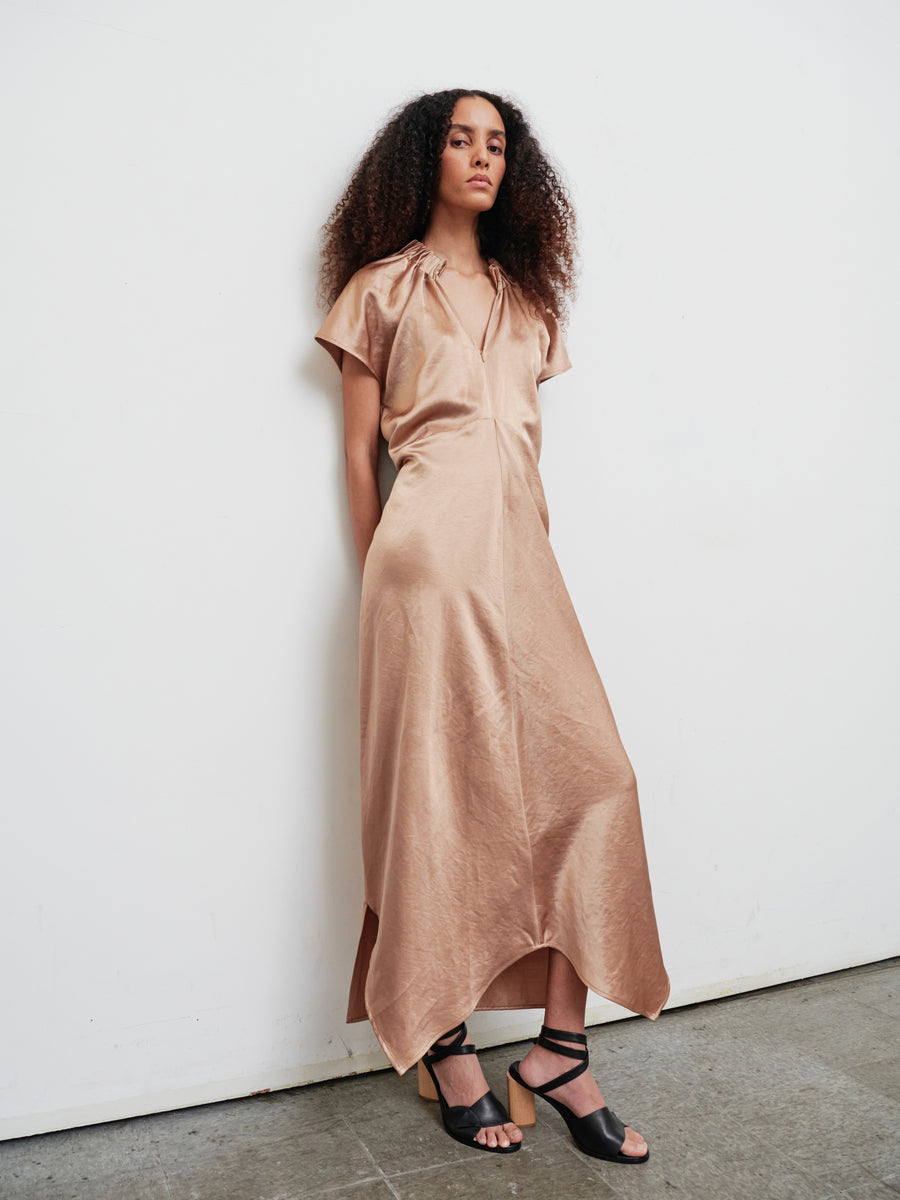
[316,240,669,1074]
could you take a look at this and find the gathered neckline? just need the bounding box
[400,239,507,290]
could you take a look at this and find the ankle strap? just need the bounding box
[540,1025,587,1046]
[425,1022,475,1064]
[531,1024,589,1091]
[536,1025,588,1061]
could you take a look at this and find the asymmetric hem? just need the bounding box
[347,903,671,1074]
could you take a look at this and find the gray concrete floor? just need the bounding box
[3,959,899,1200]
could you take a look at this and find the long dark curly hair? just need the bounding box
[318,89,578,321]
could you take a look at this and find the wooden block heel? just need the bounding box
[506,1070,536,1127]
[417,1057,438,1101]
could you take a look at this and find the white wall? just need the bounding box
[1,0,898,1141]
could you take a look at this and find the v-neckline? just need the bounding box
[407,240,505,359]
[434,273,501,359]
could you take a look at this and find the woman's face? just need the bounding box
[433,95,506,216]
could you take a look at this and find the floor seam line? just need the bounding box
[344,1111,404,1198]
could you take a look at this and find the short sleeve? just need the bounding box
[315,269,392,384]
[537,309,572,384]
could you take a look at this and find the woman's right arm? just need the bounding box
[341,352,383,574]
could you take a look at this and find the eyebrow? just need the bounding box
[449,123,506,139]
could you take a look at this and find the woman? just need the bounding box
[316,88,669,1162]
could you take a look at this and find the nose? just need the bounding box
[472,144,489,169]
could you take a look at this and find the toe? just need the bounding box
[621,1126,647,1158]
[505,1121,523,1144]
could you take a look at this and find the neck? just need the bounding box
[422,205,485,275]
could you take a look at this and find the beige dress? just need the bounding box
[316,240,669,1074]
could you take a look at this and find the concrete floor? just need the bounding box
[3,959,899,1200]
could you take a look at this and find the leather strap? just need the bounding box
[425,1022,477,1065]
[443,1087,513,1139]
[570,1104,628,1155]
[540,1025,587,1045]
[531,1024,589,1091]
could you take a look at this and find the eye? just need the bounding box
[450,137,469,148]
[488,144,504,155]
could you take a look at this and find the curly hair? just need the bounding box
[318,89,578,321]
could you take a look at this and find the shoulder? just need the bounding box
[498,272,561,335]
[494,270,571,379]
[316,245,422,381]
[337,244,424,304]
[490,265,545,322]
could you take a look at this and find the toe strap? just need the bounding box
[470,1089,513,1128]
[445,1089,512,1139]
[570,1105,627,1153]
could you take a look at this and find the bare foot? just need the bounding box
[429,1032,523,1149]
[517,1036,647,1158]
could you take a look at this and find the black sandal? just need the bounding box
[418,1022,521,1153]
[507,1024,649,1164]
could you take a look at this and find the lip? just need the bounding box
[468,174,491,186]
